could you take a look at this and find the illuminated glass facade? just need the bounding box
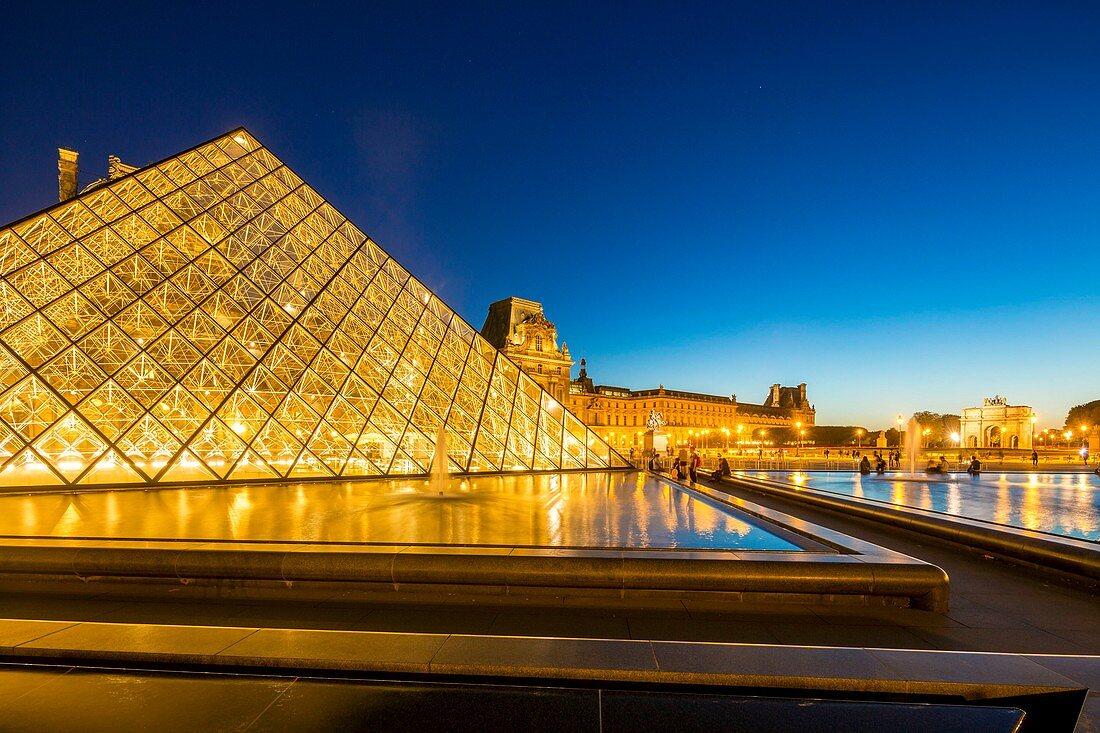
[0,129,627,487]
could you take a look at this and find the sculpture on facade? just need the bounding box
[646,410,667,432]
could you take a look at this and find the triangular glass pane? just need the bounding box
[0,446,66,485]
[160,449,216,482]
[77,449,148,485]
[227,448,279,481]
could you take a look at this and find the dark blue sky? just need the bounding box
[2,2,1097,426]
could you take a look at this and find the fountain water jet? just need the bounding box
[429,425,450,495]
[905,416,921,473]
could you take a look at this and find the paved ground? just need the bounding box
[0,475,1094,654]
[0,476,1096,730]
[0,662,1043,733]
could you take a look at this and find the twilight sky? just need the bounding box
[1,2,1097,428]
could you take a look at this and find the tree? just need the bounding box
[911,412,962,448]
[806,425,871,446]
[1065,400,1100,431]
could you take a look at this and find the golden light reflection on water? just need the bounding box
[780,471,1100,541]
[0,473,799,550]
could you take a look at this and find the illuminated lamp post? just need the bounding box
[856,429,864,448]
[950,432,960,448]
[922,427,931,448]
[1029,414,1037,448]
[896,415,903,447]
[736,424,743,447]
[721,427,730,450]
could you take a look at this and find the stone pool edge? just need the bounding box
[0,485,950,613]
[720,473,1100,584]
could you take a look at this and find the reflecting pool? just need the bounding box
[756,471,1100,542]
[0,472,803,551]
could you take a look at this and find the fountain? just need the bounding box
[905,416,921,473]
[429,425,450,495]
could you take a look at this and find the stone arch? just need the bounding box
[1010,435,1019,449]
[986,425,1002,448]
[969,435,979,448]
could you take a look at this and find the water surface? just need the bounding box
[754,471,1100,542]
[0,472,802,550]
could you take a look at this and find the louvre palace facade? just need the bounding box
[481,297,815,455]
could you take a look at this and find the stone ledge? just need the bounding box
[0,617,1087,728]
[0,483,950,611]
[723,474,1100,582]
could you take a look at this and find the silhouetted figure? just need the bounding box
[967,455,982,475]
[712,455,731,482]
[859,455,871,475]
[1031,450,1038,467]
[875,455,886,474]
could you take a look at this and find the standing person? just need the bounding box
[1031,450,1038,468]
[824,448,830,461]
[676,446,689,481]
[689,447,701,484]
[1083,447,1090,466]
[648,452,664,473]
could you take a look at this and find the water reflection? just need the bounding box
[776,471,1100,541]
[0,472,800,551]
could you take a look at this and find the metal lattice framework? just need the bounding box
[0,129,627,487]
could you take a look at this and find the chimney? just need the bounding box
[58,148,79,201]
[770,384,780,405]
[799,383,807,403]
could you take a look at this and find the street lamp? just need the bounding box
[856,429,864,448]
[1029,414,1037,448]
[896,415,903,447]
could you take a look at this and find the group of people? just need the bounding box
[857,451,891,475]
[647,447,733,485]
[648,446,704,485]
[645,444,1098,480]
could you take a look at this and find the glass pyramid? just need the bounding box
[0,128,628,487]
